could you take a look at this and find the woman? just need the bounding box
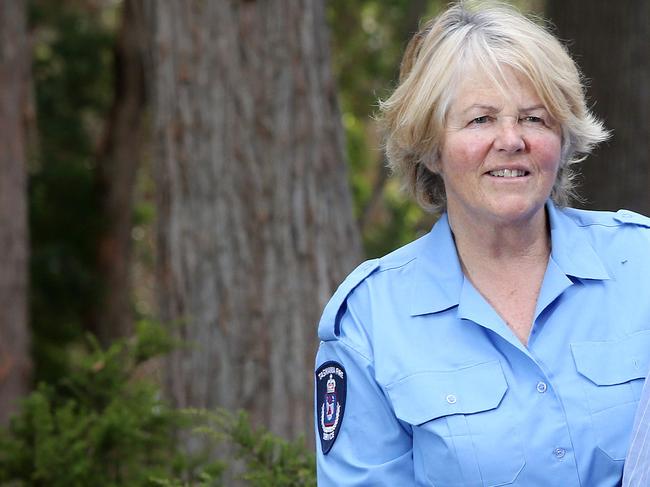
[315,2,650,486]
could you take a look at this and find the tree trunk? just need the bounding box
[94,0,147,345]
[144,0,362,439]
[546,0,650,214]
[0,0,31,425]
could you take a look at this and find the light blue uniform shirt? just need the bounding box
[623,373,650,486]
[315,202,650,486]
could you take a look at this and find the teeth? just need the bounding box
[489,169,526,177]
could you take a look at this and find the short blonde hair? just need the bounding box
[379,1,610,214]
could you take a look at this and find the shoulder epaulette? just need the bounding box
[613,209,650,228]
[318,259,380,341]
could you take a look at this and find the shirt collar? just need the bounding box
[409,213,463,316]
[546,200,610,280]
[409,201,610,317]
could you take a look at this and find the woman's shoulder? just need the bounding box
[557,206,650,268]
[560,206,650,229]
[559,206,650,247]
[317,233,429,343]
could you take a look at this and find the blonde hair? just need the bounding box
[379,1,610,214]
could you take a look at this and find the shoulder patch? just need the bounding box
[614,209,650,228]
[316,361,347,455]
[318,259,380,341]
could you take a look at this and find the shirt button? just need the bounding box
[446,394,457,404]
[553,447,566,459]
[536,381,548,393]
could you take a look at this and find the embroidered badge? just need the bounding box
[316,361,347,454]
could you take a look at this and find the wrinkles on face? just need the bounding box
[437,65,562,230]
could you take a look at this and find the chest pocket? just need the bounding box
[386,360,525,487]
[572,330,650,461]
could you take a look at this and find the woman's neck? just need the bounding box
[446,205,552,346]
[447,205,551,274]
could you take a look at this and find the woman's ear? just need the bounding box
[423,153,442,175]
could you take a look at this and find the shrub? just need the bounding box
[0,322,315,486]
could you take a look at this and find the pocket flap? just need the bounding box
[385,360,507,425]
[571,330,650,386]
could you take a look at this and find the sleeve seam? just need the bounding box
[336,338,373,364]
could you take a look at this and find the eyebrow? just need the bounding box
[461,104,499,114]
[460,104,547,114]
[520,105,546,112]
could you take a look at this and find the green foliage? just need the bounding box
[177,409,316,487]
[28,0,118,383]
[0,324,315,487]
[0,322,180,487]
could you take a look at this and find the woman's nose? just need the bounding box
[494,118,525,152]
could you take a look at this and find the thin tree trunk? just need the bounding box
[547,0,650,213]
[0,0,31,425]
[359,0,429,233]
[94,0,146,345]
[145,0,362,440]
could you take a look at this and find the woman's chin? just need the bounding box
[482,198,547,226]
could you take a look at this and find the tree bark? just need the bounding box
[0,0,31,425]
[546,0,650,214]
[144,0,362,439]
[94,0,147,345]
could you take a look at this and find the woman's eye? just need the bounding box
[471,115,490,125]
[522,116,543,123]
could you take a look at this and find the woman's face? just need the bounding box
[437,66,562,228]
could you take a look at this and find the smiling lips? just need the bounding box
[488,169,529,177]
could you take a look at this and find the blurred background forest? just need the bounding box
[0,0,648,484]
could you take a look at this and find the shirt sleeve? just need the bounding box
[624,373,650,486]
[315,308,414,486]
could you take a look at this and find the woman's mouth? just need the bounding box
[488,169,529,178]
